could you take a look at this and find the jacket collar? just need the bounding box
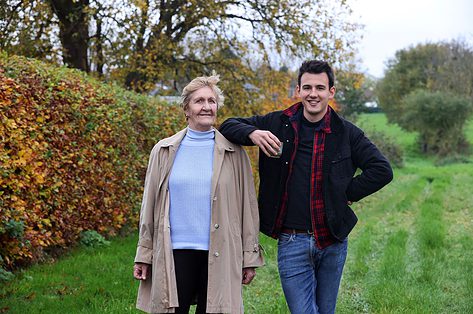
[160,127,236,152]
[160,128,187,147]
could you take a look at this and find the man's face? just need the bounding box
[296,72,335,122]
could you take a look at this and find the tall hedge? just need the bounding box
[0,52,184,269]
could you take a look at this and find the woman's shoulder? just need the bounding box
[214,129,243,152]
[149,129,187,154]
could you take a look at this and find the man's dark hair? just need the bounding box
[297,60,335,88]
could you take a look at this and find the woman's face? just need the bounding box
[185,86,218,131]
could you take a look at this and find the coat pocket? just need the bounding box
[330,151,353,179]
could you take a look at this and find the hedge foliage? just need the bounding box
[0,52,185,269]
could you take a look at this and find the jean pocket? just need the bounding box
[278,233,294,247]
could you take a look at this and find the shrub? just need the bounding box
[434,154,472,167]
[0,52,185,269]
[0,267,14,282]
[79,230,110,247]
[402,90,472,156]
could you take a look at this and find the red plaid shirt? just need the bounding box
[274,103,336,249]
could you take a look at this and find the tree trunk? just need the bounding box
[48,0,90,72]
[94,12,103,76]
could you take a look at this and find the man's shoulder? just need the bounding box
[254,108,284,118]
[331,112,363,134]
[259,110,289,130]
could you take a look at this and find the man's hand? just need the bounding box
[242,267,256,285]
[133,263,150,280]
[249,130,282,157]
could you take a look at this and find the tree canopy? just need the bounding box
[1,0,361,113]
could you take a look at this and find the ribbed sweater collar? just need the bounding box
[182,127,215,146]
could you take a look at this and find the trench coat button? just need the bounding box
[214,223,219,229]
[214,252,219,257]
[285,161,289,165]
[285,124,288,127]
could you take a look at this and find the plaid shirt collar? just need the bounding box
[282,102,332,134]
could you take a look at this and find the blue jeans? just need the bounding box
[277,233,348,314]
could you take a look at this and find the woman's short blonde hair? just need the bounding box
[179,74,225,110]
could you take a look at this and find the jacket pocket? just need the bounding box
[330,151,353,179]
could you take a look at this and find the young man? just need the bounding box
[219,60,393,314]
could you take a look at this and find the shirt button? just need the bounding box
[285,162,289,165]
[213,196,217,201]
[214,252,219,257]
[214,224,219,229]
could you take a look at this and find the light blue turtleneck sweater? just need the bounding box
[169,127,215,250]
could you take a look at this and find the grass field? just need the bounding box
[1,114,473,313]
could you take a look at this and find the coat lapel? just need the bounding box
[157,129,187,191]
[211,131,235,200]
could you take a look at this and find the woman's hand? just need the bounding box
[242,267,256,285]
[133,263,151,280]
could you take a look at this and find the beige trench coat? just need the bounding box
[134,128,264,314]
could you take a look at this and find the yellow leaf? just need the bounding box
[35,174,45,184]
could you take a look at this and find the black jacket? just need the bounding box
[219,105,393,241]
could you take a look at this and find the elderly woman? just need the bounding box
[133,74,264,314]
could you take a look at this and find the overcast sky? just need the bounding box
[349,0,473,78]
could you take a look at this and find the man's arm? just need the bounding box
[347,130,393,202]
[220,116,282,157]
[219,117,259,145]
